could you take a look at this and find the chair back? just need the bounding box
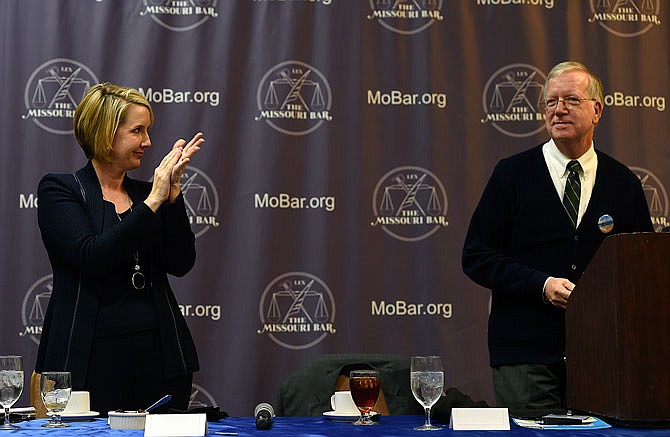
[30,371,48,418]
[276,353,418,417]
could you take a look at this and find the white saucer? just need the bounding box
[323,410,361,421]
[53,411,100,421]
[8,407,36,414]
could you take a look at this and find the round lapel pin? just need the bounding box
[598,214,614,233]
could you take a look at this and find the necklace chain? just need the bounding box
[109,193,146,291]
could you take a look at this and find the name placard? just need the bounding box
[144,413,208,436]
[450,408,510,431]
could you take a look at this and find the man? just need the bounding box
[462,61,653,417]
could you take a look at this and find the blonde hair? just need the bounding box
[544,61,605,104]
[73,82,153,162]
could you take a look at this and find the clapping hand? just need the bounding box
[144,132,205,212]
[169,132,205,202]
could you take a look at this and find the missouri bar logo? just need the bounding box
[367,0,444,35]
[480,63,546,138]
[588,0,662,38]
[140,0,219,32]
[180,165,221,238]
[631,166,668,232]
[19,274,53,346]
[22,58,98,135]
[188,383,218,410]
[257,272,336,350]
[255,60,333,136]
[370,166,449,242]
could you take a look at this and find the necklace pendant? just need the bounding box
[131,251,144,290]
[132,271,146,291]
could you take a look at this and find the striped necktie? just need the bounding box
[563,160,582,228]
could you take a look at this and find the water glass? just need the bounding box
[0,356,24,431]
[40,372,71,428]
[410,356,444,431]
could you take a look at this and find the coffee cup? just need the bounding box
[63,391,90,414]
[330,390,359,414]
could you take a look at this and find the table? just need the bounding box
[6,415,669,436]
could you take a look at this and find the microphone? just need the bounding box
[254,402,275,430]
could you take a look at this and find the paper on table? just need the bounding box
[513,415,611,430]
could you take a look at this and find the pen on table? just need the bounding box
[214,432,238,436]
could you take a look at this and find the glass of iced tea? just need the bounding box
[349,370,381,425]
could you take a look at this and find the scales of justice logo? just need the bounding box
[188,383,218,410]
[367,0,444,35]
[588,0,661,38]
[480,64,547,138]
[140,0,219,32]
[630,167,669,232]
[255,61,333,136]
[257,272,336,350]
[179,165,220,238]
[370,166,449,242]
[22,59,98,135]
[19,274,53,346]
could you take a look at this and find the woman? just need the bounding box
[35,82,204,414]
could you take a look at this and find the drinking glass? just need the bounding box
[349,370,381,425]
[40,372,71,428]
[0,356,24,431]
[410,356,444,431]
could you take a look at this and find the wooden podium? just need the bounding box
[566,232,670,426]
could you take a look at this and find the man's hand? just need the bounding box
[543,277,575,309]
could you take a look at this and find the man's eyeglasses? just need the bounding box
[543,96,596,111]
